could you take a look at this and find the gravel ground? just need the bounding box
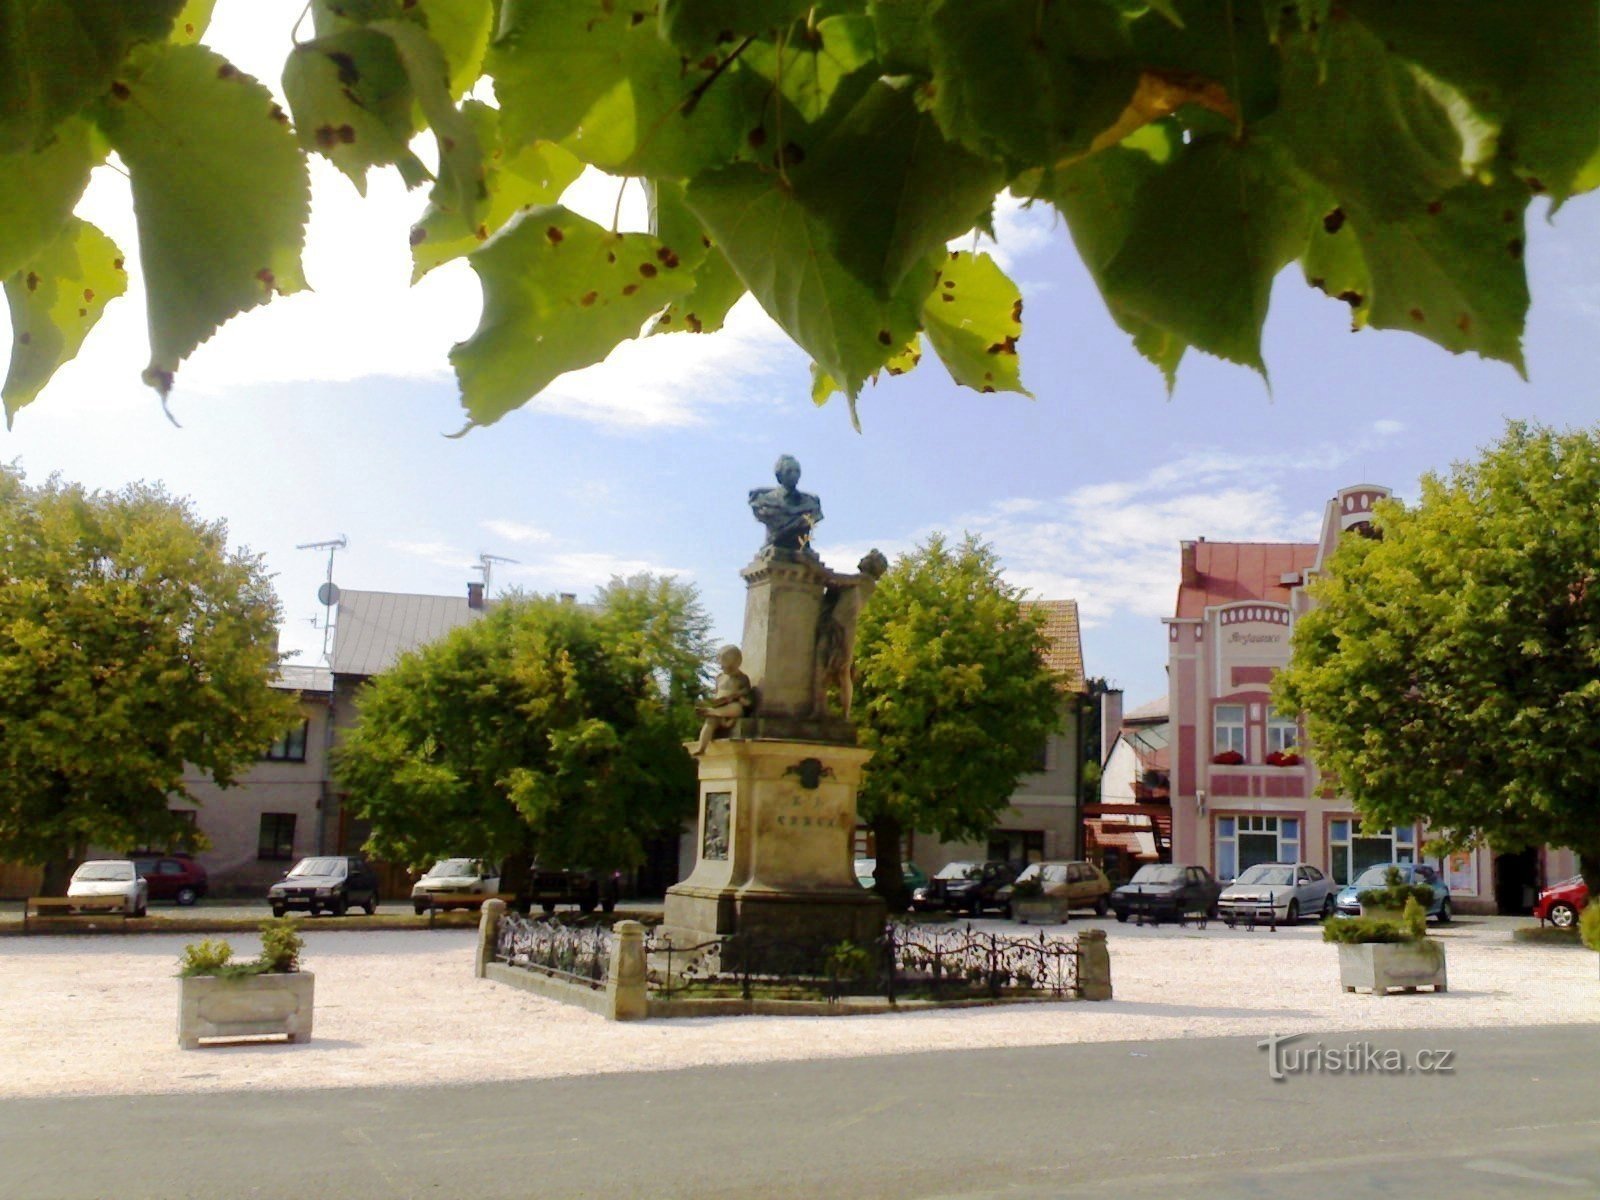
[2,917,1593,1099]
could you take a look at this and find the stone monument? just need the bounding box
[662,456,889,945]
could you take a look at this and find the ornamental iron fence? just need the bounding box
[494,912,611,990]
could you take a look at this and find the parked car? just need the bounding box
[411,858,501,914]
[130,852,208,906]
[519,866,619,915]
[267,855,381,917]
[1333,862,1452,922]
[996,861,1111,917]
[1217,862,1335,925]
[910,860,1017,916]
[67,860,148,916]
[854,858,930,894]
[1533,876,1588,928]
[1109,863,1222,923]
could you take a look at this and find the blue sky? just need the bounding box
[6,7,1600,709]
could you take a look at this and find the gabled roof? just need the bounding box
[1123,694,1168,723]
[1021,599,1085,693]
[274,664,332,694]
[1174,541,1317,620]
[332,589,483,678]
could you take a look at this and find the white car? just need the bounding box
[67,860,148,917]
[1217,862,1335,925]
[411,858,501,914]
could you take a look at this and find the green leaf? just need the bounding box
[926,0,1140,168]
[0,0,184,152]
[411,0,495,98]
[411,102,583,282]
[0,117,102,280]
[870,0,932,74]
[4,218,127,425]
[922,250,1028,395]
[489,0,746,178]
[742,14,877,123]
[659,0,816,53]
[1301,203,1371,331]
[376,19,484,236]
[169,0,217,44]
[686,163,933,397]
[94,43,309,396]
[798,80,1006,298]
[1101,134,1314,373]
[1345,0,1600,204]
[646,180,745,334]
[1347,178,1529,373]
[450,206,695,426]
[1026,124,1187,385]
[283,28,430,192]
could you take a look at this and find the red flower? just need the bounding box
[1211,750,1244,766]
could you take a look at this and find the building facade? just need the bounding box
[1166,484,1578,914]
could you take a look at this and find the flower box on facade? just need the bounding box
[1337,942,1446,995]
[178,971,314,1049]
[1263,751,1302,767]
[1211,750,1244,766]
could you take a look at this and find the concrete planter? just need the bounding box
[179,971,314,1048]
[1337,941,1446,995]
[1012,897,1069,925]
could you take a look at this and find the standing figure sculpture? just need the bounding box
[748,454,823,554]
[693,645,754,755]
[813,550,889,719]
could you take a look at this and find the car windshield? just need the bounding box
[288,857,347,878]
[1014,864,1043,884]
[73,862,133,881]
[1354,865,1409,887]
[424,859,479,879]
[936,862,983,881]
[1130,865,1184,884]
[1236,866,1294,886]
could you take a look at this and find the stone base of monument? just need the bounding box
[661,738,886,948]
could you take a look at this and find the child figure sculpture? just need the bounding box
[693,645,754,755]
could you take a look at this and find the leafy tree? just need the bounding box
[0,464,294,893]
[853,533,1064,906]
[335,579,706,887]
[1275,422,1600,899]
[5,2,1595,428]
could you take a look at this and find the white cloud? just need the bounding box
[1372,419,1407,437]
[389,540,473,570]
[481,519,554,546]
[501,552,694,592]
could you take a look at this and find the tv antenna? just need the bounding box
[296,535,347,665]
[477,552,518,594]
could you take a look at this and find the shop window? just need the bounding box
[1215,814,1300,880]
[1328,820,1417,885]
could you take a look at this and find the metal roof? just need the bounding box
[332,589,484,678]
[1020,599,1085,693]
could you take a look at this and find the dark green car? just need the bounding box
[855,859,929,895]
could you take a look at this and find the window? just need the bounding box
[1213,705,1246,757]
[258,813,297,861]
[1215,814,1300,880]
[988,830,1045,867]
[1266,709,1298,755]
[1032,737,1053,772]
[263,720,310,762]
[1328,820,1417,884]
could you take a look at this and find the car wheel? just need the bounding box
[601,900,616,914]
[330,898,348,917]
[1094,897,1108,917]
[271,904,287,919]
[1322,895,1335,918]
[364,894,378,915]
[969,897,984,918]
[1549,901,1579,928]
[1114,911,1127,923]
[1286,900,1300,924]
[540,902,557,915]
[308,903,321,917]
[134,903,147,918]
[1436,897,1452,924]
[175,886,198,907]
[1207,903,1219,920]
[414,902,428,916]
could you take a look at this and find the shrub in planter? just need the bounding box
[1010,876,1045,900]
[1325,897,1445,994]
[178,918,313,1048]
[1357,867,1435,919]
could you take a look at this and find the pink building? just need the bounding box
[1165,484,1577,915]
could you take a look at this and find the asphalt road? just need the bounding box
[3,1024,1596,1199]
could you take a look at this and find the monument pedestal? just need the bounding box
[662,739,885,946]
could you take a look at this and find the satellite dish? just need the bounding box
[317,582,341,607]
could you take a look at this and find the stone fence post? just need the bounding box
[475,898,506,979]
[1078,928,1112,1001]
[605,919,648,1020]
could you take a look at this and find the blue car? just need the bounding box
[1333,862,1452,923]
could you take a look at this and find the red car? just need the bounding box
[1533,877,1588,928]
[131,852,209,906]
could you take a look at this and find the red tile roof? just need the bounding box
[1175,541,1317,619]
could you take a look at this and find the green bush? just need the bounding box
[1400,896,1427,941]
[1581,902,1600,954]
[1010,876,1045,899]
[823,940,874,982]
[258,917,304,973]
[1356,866,1436,911]
[178,938,235,977]
[1322,917,1409,944]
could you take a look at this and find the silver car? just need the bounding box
[1217,862,1335,926]
[67,860,148,917]
[411,858,501,914]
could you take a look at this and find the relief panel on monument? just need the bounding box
[702,792,731,860]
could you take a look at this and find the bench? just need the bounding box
[24,896,132,933]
